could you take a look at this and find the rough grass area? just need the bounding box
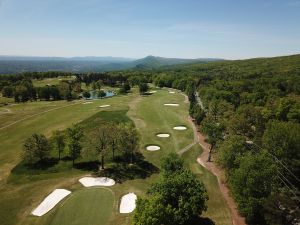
[0,96,14,106]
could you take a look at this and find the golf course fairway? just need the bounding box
[0,88,232,225]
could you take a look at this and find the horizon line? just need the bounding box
[0,53,299,61]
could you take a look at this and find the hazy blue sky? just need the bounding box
[0,0,299,59]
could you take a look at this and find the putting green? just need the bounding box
[49,188,114,225]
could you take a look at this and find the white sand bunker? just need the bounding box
[173,126,187,130]
[164,103,179,106]
[79,177,115,187]
[83,102,93,104]
[99,105,110,108]
[156,133,170,138]
[119,193,137,213]
[32,189,71,216]
[169,91,175,94]
[146,145,161,151]
[149,90,157,93]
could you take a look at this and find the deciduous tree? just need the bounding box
[23,133,50,164]
[52,130,65,160]
[67,125,83,166]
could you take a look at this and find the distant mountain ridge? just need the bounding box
[133,55,221,69]
[0,56,136,62]
[0,55,222,74]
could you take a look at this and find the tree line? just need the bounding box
[2,78,81,102]
[23,122,139,170]
[1,71,148,102]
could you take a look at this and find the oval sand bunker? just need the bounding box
[79,177,115,187]
[156,133,170,138]
[173,126,187,130]
[164,103,179,106]
[119,193,137,213]
[146,145,161,151]
[99,105,110,108]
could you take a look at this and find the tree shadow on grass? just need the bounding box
[74,160,99,172]
[11,157,59,175]
[97,153,159,183]
[186,216,215,225]
[10,157,99,177]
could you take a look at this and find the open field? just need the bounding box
[0,88,232,225]
[32,77,75,87]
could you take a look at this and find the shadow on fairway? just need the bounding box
[97,152,159,183]
[74,160,99,171]
[8,157,100,184]
[187,216,215,225]
[11,157,59,173]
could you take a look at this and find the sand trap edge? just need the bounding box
[164,103,179,106]
[146,145,161,151]
[119,193,137,214]
[79,177,115,187]
[32,189,71,217]
[173,126,187,130]
[99,105,111,108]
[156,133,170,138]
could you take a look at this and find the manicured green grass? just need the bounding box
[182,145,232,225]
[0,100,77,128]
[47,188,114,225]
[130,89,194,167]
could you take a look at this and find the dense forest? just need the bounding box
[149,54,300,225]
[0,54,299,225]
